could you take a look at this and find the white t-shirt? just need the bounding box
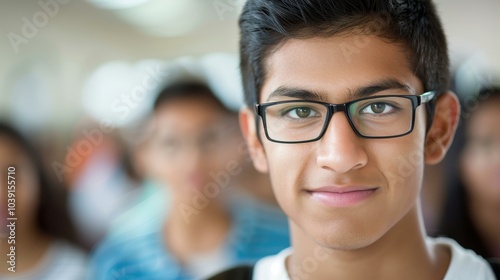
[253,237,496,280]
[185,244,233,280]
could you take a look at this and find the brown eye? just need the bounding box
[295,107,312,118]
[370,103,386,114]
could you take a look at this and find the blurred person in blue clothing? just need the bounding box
[0,122,87,279]
[90,81,290,279]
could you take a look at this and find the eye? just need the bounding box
[285,107,319,119]
[360,102,395,114]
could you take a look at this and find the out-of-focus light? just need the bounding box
[199,53,243,112]
[82,53,243,128]
[87,0,203,37]
[87,0,151,10]
[82,60,167,127]
[9,67,52,133]
[114,0,202,37]
[455,53,493,99]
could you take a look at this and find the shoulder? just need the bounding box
[427,237,497,280]
[91,231,156,263]
[252,248,291,280]
[228,197,290,258]
[51,241,88,265]
[89,231,185,279]
[49,241,87,279]
[230,196,289,236]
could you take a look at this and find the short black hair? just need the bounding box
[153,82,234,114]
[239,0,449,129]
[460,86,500,124]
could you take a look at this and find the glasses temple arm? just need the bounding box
[420,91,436,104]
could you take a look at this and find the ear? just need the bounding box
[424,91,460,164]
[239,107,269,173]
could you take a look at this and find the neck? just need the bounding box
[163,195,231,263]
[469,196,500,257]
[167,193,230,232]
[287,205,450,280]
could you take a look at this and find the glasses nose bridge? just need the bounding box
[322,102,351,133]
[329,103,348,113]
[326,103,349,121]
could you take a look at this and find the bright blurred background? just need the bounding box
[1,0,499,132]
[0,0,245,134]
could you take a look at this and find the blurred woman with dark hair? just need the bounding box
[0,122,87,279]
[437,87,500,260]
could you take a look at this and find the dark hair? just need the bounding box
[239,0,449,129]
[436,86,500,259]
[0,122,82,248]
[153,82,235,114]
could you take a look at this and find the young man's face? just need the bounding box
[242,34,449,250]
[142,95,240,199]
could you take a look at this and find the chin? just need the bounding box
[318,236,377,251]
[311,223,385,252]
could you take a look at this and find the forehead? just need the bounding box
[261,35,422,102]
[467,97,500,136]
[155,95,225,120]
[151,97,234,136]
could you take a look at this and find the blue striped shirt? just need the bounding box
[89,197,290,279]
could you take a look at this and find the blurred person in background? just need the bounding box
[63,121,142,248]
[0,122,87,279]
[90,81,289,279]
[437,86,500,260]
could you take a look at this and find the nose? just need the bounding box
[316,112,368,173]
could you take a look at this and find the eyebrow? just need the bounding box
[266,79,413,102]
[267,87,324,102]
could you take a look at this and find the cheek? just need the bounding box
[462,155,480,183]
[264,143,311,210]
[147,152,167,177]
[370,134,425,212]
[377,143,425,188]
[144,150,177,185]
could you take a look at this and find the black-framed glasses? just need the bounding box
[255,91,436,143]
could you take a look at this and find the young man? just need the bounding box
[209,0,498,279]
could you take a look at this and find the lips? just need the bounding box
[306,185,379,207]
